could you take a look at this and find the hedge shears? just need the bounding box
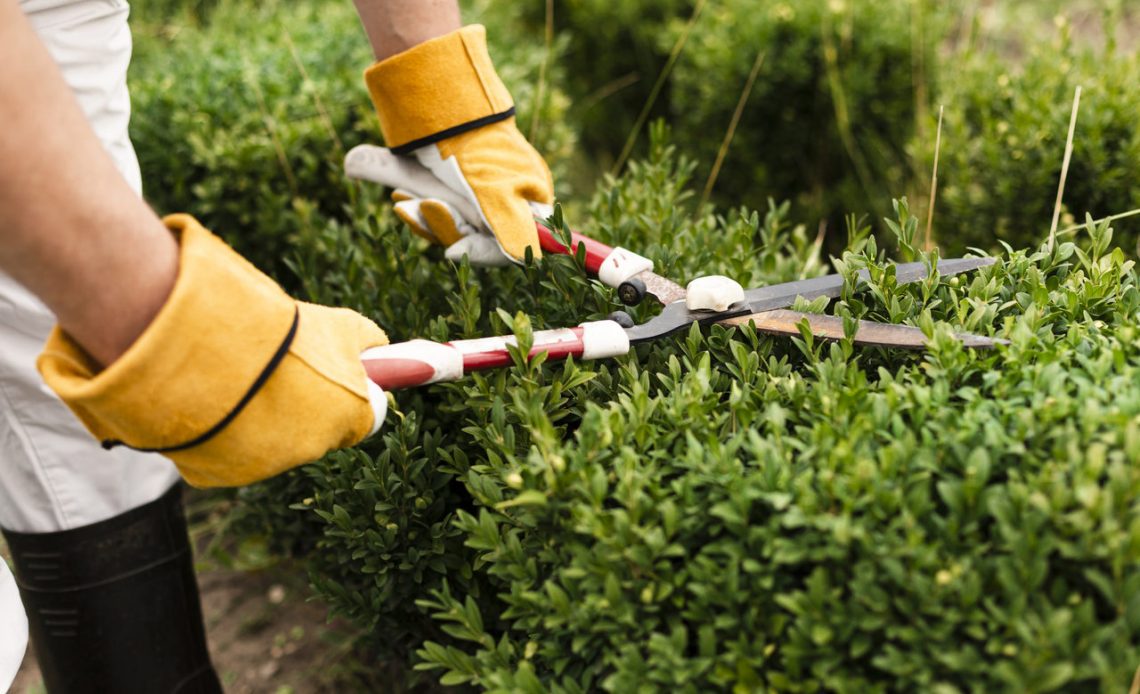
[361,223,1001,390]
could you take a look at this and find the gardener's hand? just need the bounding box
[345,25,553,267]
[2,7,387,489]
[38,215,390,488]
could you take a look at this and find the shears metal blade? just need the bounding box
[360,224,1002,390]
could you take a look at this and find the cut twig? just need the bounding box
[699,50,766,210]
[923,104,944,250]
[1049,85,1082,250]
[611,0,707,176]
[912,0,929,140]
[821,12,876,209]
[529,0,555,143]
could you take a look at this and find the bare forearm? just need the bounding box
[0,1,178,368]
[352,0,461,61]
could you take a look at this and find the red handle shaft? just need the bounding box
[361,322,630,390]
[535,222,615,276]
[449,327,587,372]
[362,357,437,390]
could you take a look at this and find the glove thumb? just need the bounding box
[444,234,514,267]
[345,145,481,224]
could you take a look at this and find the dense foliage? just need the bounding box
[129,0,574,277]
[234,135,1140,690]
[126,0,1140,690]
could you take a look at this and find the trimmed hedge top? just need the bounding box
[233,131,1140,691]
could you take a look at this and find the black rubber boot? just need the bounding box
[2,484,223,693]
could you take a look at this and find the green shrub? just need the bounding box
[515,0,688,165]
[128,0,219,27]
[668,0,944,227]
[230,127,833,668]
[230,128,1140,691]
[128,2,1140,690]
[918,16,1140,253]
[532,1,1140,255]
[129,0,574,278]
[522,0,943,232]
[129,0,367,276]
[413,221,1140,691]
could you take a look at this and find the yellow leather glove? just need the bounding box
[37,215,390,488]
[345,25,554,266]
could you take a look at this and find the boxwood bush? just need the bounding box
[129,0,574,278]
[220,128,1140,690]
[667,0,945,227]
[128,2,1140,690]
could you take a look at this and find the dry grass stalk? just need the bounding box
[923,104,944,250]
[282,28,342,156]
[912,0,929,140]
[244,59,298,198]
[611,0,708,176]
[1057,207,1140,237]
[578,72,641,116]
[820,13,875,210]
[1049,85,1082,250]
[529,0,555,143]
[699,50,766,210]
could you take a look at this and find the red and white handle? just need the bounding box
[361,320,630,390]
[534,222,653,289]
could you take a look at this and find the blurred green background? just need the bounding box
[128,0,1140,260]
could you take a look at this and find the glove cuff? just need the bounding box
[364,25,515,153]
[37,214,298,452]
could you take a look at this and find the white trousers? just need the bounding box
[1,0,181,535]
[2,1,183,683]
[0,561,25,692]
